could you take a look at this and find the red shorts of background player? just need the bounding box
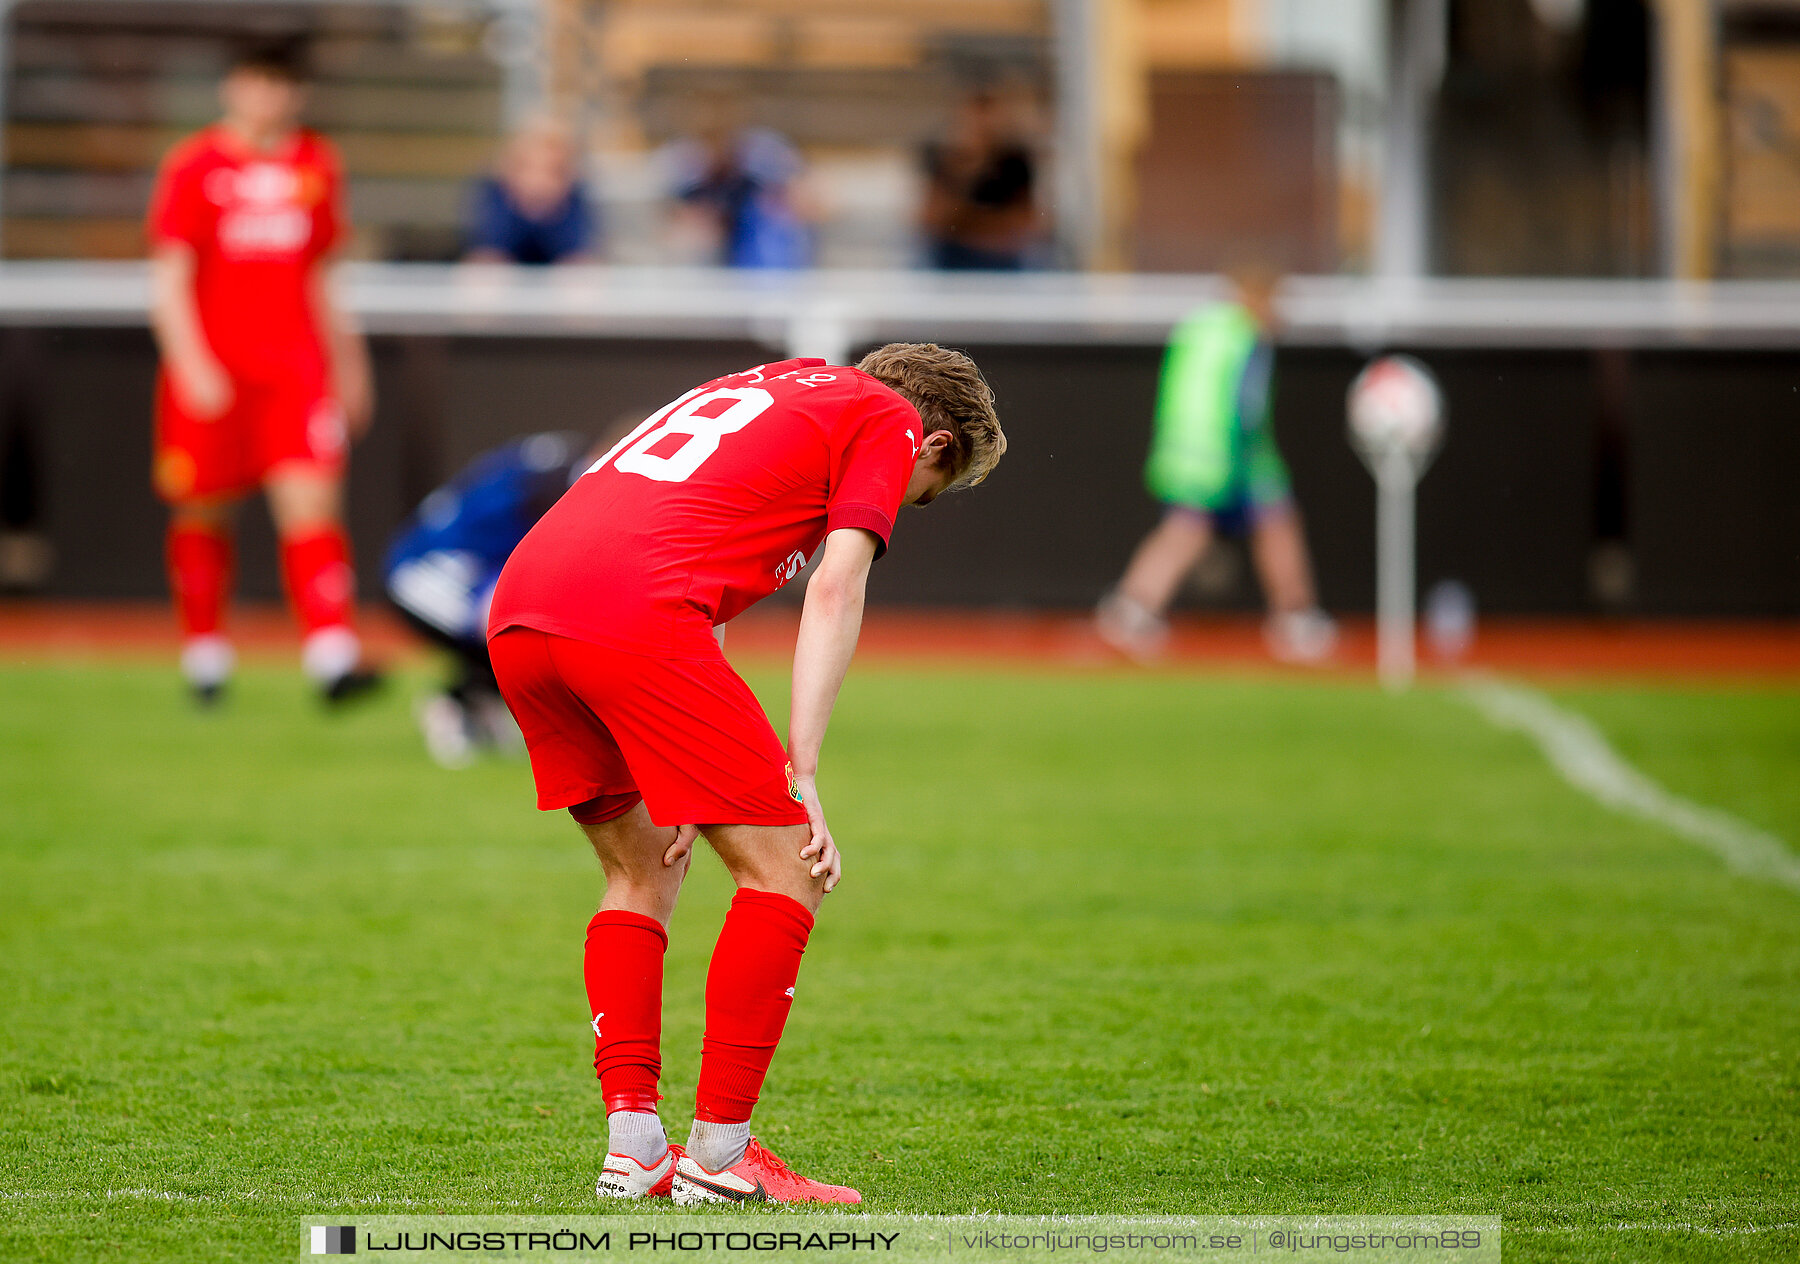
[152,371,347,503]
[489,625,810,829]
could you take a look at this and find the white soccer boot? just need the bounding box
[597,1144,682,1199]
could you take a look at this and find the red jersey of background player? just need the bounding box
[147,125,344,384]
[489,359,920,656]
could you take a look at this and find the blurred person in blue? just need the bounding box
[465,117,595,264]
[385,430,593,766]
[1096,268,1335,664]
[665,119,813,269]
[920,90,1039,271]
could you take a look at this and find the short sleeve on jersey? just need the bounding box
[147,142,210,249]
[825,382,919,558]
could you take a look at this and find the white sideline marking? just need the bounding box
[1461,678,1800,895]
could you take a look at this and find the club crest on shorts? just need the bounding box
[154,448,198,499]
[785,762,802,803]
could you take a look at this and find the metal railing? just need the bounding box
[3,262,1799,360]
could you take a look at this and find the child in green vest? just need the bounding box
[1098,269,1335,663]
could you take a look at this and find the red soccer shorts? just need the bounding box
[152,370,347,503]
[489,625,809,829]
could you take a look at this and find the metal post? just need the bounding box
[1376,0,1446,280]
[1649,0,1722,279]
[1375,445,1418,691]
[0,0,13,259]
[785,302,854,366]
[1051,0,1103,269]
[489,0,547,128]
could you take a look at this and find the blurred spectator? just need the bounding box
[465,118,594,264]
[1096,269,1336,665]
[664,124,814,269]
[921,91,1038,270]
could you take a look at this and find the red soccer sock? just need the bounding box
[278,525,356,635]
[694,889,815,1124]
[166,521,233,639]
[586,910,668,1113]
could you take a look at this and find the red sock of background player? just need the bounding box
[278,526,361,683]
[587,909,670,1165]
[167,521,234,688]
[690,889,814,1172]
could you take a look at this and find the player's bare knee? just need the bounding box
[579,805,685,905]
[740,849,827,913]
[732,869,825,916]
[266,469,343,535]
[703,823,822,910]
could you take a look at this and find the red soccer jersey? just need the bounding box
[488,359,921,658]
[146,125,345,383]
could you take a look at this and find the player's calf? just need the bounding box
[167,516,236,705]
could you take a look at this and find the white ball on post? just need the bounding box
[1346,355,1446,691]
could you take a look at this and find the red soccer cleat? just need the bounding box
[671,1137,861,1205]
[597,1143,683,1199]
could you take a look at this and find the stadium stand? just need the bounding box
[0,0,1054,268]
[1,0,506,261]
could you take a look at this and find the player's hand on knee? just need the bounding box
[664,823,699,870]
[338,359,375,439]
[807,836,841,894]
[795,775,841,893]
[175,354,234,421]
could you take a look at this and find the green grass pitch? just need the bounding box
[2,659,1796,1261]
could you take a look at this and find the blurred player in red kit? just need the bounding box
[147,40,379,705]
[487,345,1006,1204]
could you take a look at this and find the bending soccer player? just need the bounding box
[487,346,1005,1204]
[384,432,591,767]
[1097,269,1335,664]
[148,40,379,705]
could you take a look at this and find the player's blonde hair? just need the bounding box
[856,343,1007,489]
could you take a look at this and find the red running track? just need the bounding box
[2,601,1797,682]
